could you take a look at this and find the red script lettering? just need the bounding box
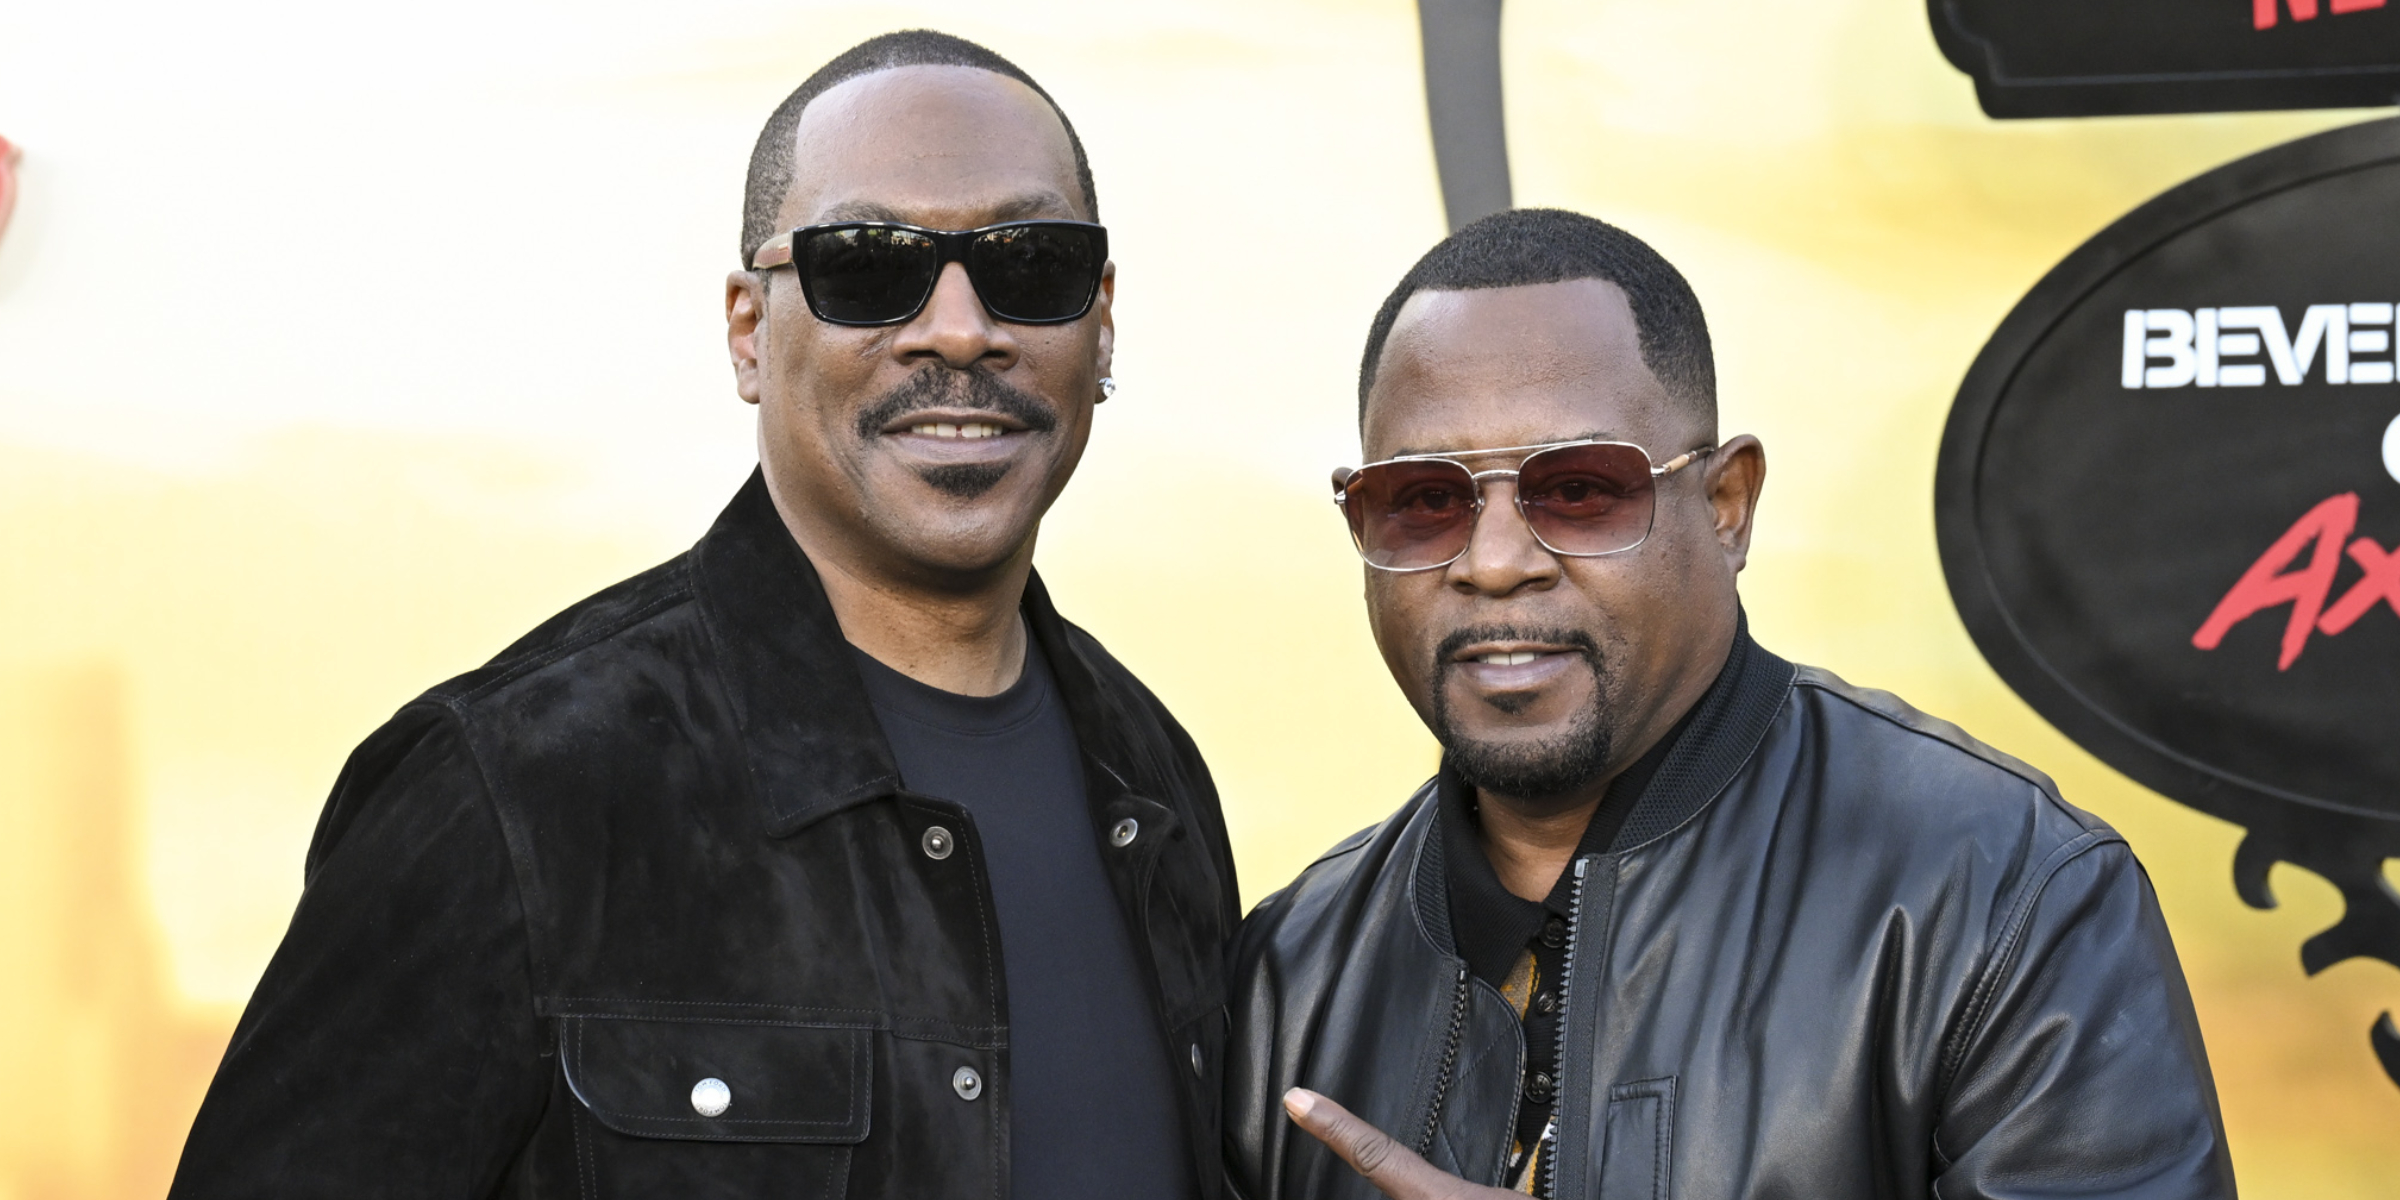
[2317,536,2400,634]
[2192,493,2358,669]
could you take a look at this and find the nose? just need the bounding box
[892,261,1019,371]
[1444,478,1561,596]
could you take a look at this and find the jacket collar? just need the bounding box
[1610,613,1797,851]
[1409,613,1797,944]
[691,468,1143,836]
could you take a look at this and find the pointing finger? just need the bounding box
[1282,1087,1496,1200]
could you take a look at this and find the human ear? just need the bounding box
[1092,261,1116,392]
[1705,434,1766,574]
[726,272,767,406]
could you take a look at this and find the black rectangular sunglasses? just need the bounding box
[750,220,1108,327]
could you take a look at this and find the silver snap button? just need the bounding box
[1110,818,1140,848]
[690,1077,731,1117]
[1189,1043,1204,1078]
[921,826,954,860]
[952,1065,983,1101]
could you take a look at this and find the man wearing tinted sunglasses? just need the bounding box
[1224,209,2229,1199]
[172,31,1235,1200]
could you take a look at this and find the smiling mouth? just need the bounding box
[1471,650,1552,666]
[904,421,1010,440]
[1434,626,1602,699]
[1453,643,1581,667]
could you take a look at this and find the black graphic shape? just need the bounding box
[1418,0,1512,231]
[1937,117,2400,1089]
[1929,0,2400,117]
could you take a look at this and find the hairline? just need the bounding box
[1361,278,1708,439]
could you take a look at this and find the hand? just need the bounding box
[1282,1088,1523,1200]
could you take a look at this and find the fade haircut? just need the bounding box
[1357,208,1716,427]
[740,30,1099,270]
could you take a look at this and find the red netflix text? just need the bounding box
[2193,493,2400,668]
[2255,0,2387,30]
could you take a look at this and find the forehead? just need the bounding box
[782,65,1085,230]
[1362,279,1680,461]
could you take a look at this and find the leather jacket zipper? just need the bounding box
[1537,856,1592,1200]
[1414,964,1472,1157]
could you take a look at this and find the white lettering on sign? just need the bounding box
[2121,304,2398,389]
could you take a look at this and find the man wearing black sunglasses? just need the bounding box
[172,31,1235,1200]
[1224,209,2230,1199]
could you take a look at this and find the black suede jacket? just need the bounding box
[1226,632,2232,1200]
[172,471,1239,1199]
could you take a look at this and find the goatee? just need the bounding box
[1430,625,1614,802]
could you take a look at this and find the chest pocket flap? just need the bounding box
[560,1016,872,1144]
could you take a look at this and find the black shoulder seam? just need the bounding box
[430,692,557,996]
[1791,673,2058,799]
[437,562,697,706]
[1932,826,2127,1111]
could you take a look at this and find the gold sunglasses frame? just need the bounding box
[1331,439,1716,572]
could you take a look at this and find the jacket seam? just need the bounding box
[442,574,695,707]
[543,1008,1002,1044]
[422,699,555,1001]
[1931,827,2122,1122]
[1790,674,2066,804]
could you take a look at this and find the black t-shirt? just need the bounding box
[852,644,1193,1200]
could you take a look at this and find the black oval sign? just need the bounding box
[1938,117,2400,1082]
[1940,116,2400,836]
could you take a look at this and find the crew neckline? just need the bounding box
[848,643,1054,738]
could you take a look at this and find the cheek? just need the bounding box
[1364,577,1436,693]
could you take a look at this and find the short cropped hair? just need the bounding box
[1357,208,1715,425]
[740,30,1098,269]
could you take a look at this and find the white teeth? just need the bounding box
[1475,651,1543,666]
[905,421,1006,439]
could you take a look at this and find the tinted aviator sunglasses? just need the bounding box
[1333,439,1715,572]
[751,220,1108,327]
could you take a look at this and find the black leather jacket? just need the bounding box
[1226,632,2231,1200]
[172,471,1239,1199]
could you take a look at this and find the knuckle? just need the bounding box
[1348,1131,1394,1176]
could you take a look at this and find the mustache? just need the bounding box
[1433,624,1602,669]
[852,365,1060,441]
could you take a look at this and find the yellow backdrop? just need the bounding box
[1,1,2393,1195]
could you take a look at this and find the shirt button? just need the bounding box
[921,826,954,860]
[1541,917,1567,948]
[1526,1071,1556,1105]
[1110,818,1140,848]
[690,1077,731,1117]
[952,1066,984,1101]
[1189,1043,1205,1077]
[1534,991,1557,1015]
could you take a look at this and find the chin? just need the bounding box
[1443,723,1614,804]
[871,507,1042,580]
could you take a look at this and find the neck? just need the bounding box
[1473,789,1604,902]
[814,551,1031,696]
[762,483,1033,699]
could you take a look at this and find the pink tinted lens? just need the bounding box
[1516,442,1658,555]
[1343,459,1481,570]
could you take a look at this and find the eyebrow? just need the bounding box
[1385,430,1618,459]
[810,191,1081,227]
